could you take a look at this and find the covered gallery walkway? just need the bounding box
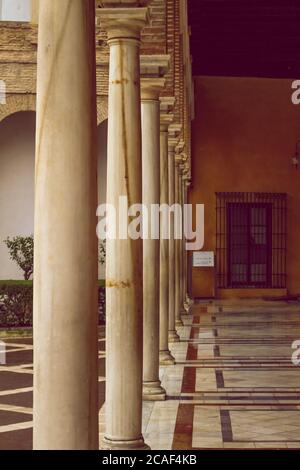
[1,300,300,450]
[1,0,300,452]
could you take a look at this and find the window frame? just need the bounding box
[216,192,287,289]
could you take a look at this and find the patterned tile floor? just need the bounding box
[1,301,300,449]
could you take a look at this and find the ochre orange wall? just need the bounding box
[190,76,300,298]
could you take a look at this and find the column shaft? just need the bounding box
[142,92,166,400]
[180,173,186,314]
[182,180,188,312]
[168,143,180,342]
[33,0,98,450]
[184,180,193,309]
[99,7,150,450]
[159,124,175,365]
[175,165,184,327]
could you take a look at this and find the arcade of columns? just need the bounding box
[0,0,193,450]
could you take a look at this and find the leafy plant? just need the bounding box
[0,282,106,327]
[99,240,106,265]
[0,284,33,327]
[4,236,34,281]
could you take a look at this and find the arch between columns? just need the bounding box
[97,97,108,125]
[0,94,108,125]
[0,94,36,123]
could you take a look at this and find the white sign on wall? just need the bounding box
[193,251,214,267]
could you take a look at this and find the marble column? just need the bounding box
[184,177,193,310]
[179,168,186,319]
[98,5,150,450]
[175,159,184,327]
[33,0,98,450]
[159,115,175,365]
[141,74,167,401]
[168,137,180,343]
[181,174,189,313]
[31,0,39,23]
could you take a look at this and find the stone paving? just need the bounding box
[1,302,300,450]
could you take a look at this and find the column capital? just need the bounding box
[98,7,150,41]
[183,173,192,185]
[179,163,187,175]
[176,139,185,154]
[183,167,192,186]
[168,123,181,151]
[168,137,179,151]
[169,123,182,141]
[181,152,188,163]
[141,78,166,100]
[160,113,174,132]
[175,151,187,168]
[182,161,191,177]
[160,96,176,114]
[140,55,170,100]
[140,54,170,77]
[160,96,175,132]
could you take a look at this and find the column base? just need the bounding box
[143,381,166,401]
[101,436,151,451]
[159,349,175,365]
[176,318,184,327]
[183,302,191,314]
[185,295,194,305]
[168,330,180,343]
[184,296,194,312]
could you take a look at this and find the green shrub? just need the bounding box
[0,284,33,327]
[98,285,106,324]
[4,236,34,281]
[0,281,106,327]
[99,240,106,266]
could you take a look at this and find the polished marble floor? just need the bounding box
[1,300,300,449]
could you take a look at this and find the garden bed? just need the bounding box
[0,280,106,328]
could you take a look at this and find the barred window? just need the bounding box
[216,192,287,289]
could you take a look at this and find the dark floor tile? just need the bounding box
[0,428,32,450]
[4,338,33,345]
[98,358,105,377]
[0,391,32,408]
[172,404,194,450]
[98,381,105,410]
[0,372,32,392]
[0,410,32,426]
[181,367,196,393]
[5,350,33,365]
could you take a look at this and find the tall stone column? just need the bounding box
[175,156,184,327]
[33,0,98,450]
[140,56,169,401]
[98,4,150,450]
[159,114,175,365]
[184,176,193,310]
[179,164,186,316]
[181,172,189,313]
[31,0,39,23]
[168,132,180,343]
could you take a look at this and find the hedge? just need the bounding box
[0,281,106,328]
